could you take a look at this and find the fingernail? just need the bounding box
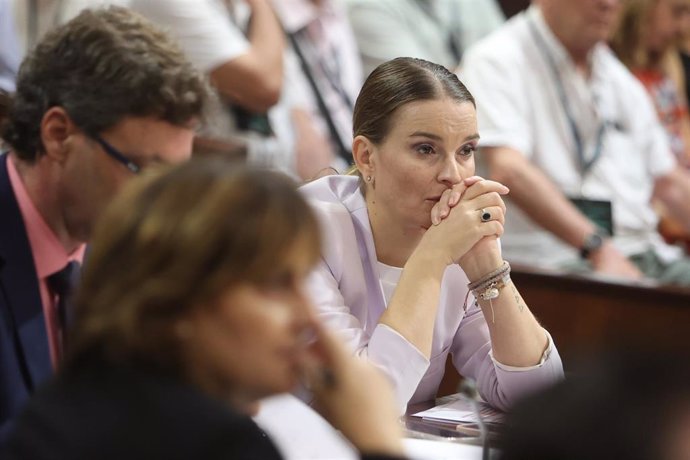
[450,192,460,205]
[440,210,447,218]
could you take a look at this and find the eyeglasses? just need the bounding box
[92,134,141,174]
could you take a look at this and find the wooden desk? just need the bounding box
[437,265,690,394]
[511,264,690,367]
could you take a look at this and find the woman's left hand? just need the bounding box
[430,176,508,279]
[430,175,483,225]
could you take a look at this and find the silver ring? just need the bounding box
[480,209,492,222]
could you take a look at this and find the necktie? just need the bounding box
[47,261,81,350]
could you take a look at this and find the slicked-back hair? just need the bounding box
[353,57,475,145]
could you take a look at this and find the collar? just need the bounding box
[7,154,85,279]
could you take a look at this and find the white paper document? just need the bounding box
[412,398,505,425]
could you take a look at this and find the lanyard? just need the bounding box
[527,17,606,178]
[413,0,463,64]
[296,26,353,111]
[288,31,352,162]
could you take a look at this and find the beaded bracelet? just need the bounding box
[468,261,511,292]
[464,261,512,324]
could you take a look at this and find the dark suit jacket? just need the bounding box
[0,153,52,445]
[4,360,286,460]
[3,358,405,460]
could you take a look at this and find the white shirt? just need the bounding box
[461,6,681,267]
[346,0,505,76]
[60,0,249,73]
[128,0,248,73]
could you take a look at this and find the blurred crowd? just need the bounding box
[1,0,506,180]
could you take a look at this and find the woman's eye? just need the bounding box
[459,145,476,157]
[416,144,435,155]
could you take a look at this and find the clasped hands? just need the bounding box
[423,176,510,278]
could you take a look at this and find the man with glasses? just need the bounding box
[0,6,209,444]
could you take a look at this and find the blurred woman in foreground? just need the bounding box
[4,159,404,460]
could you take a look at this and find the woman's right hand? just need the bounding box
[301,322,405,457]
[420,178,509,266]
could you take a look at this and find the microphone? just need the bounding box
[458,379,489,460]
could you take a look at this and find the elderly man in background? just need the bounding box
[462,0,690,285]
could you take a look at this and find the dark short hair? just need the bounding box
[353,57,475,145]
[1,6,210,161]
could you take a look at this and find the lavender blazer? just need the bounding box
[300,175,563,411]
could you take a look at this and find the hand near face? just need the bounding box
[299,322,404,457]
[422,177,509,267]
[430,175,483,226]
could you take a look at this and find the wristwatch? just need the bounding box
[580,232,604,259]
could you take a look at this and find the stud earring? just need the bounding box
[366,175,372,182]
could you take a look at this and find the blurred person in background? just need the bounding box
[346,0,505,77]
[0,6,208,444]
[462,0,690,284]
[611,0,690,166]
[271,0,363,177]
[3,159,406,460]
[61,0,282,114]
[611,0,690,248]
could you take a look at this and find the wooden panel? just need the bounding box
[437,265,690,396]
[511,265,690,366]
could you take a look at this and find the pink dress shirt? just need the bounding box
[7,155,85,368]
